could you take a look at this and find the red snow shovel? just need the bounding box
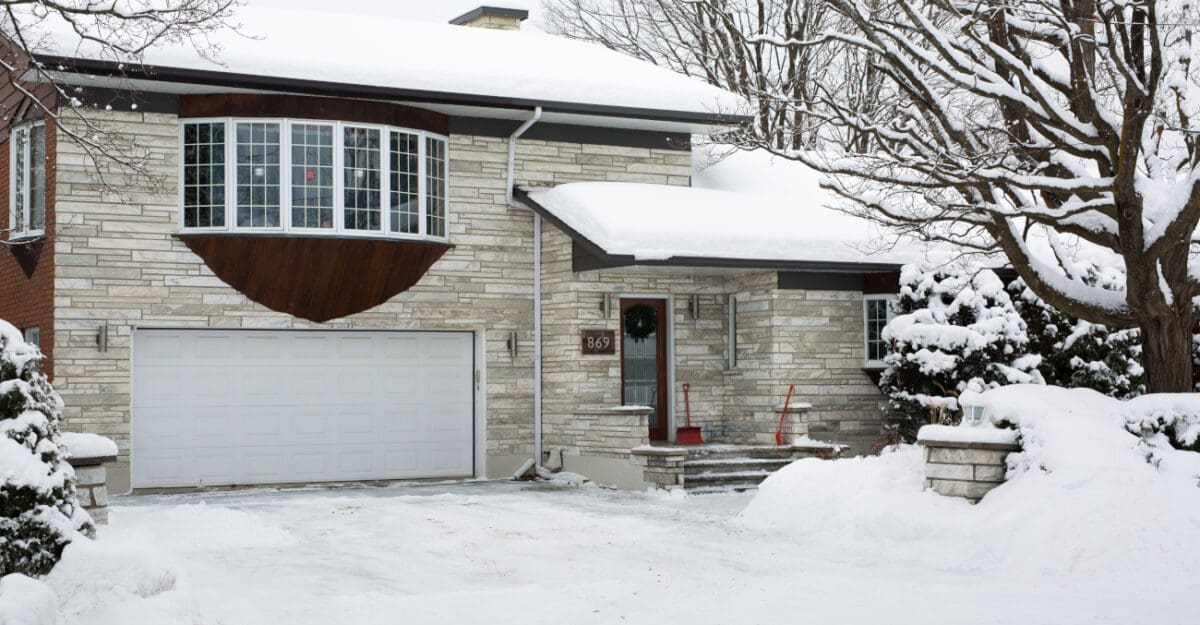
[676,383,704,444]
[775,384,796,446]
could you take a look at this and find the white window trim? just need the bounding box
[863,293,897,369]
[9,121,46,240]
[177,117,450,243]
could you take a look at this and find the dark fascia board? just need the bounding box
[450,117,690,151]
[36,55,752,128]
[513,187,905,274]
[450,6,530,25]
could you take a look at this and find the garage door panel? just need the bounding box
[132,329,474,488]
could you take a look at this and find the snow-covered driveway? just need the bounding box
[45,481,1187,625]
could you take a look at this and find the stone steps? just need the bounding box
[682,448,794,494]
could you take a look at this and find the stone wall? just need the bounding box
[69,456,113,524]
[918,428,1020,503]
[50,110,693,490]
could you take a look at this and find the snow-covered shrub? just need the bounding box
[880,264,1041,440]
[1009,276,1145,399]
[0,321,92,578]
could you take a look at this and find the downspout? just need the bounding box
[505,107,543,469]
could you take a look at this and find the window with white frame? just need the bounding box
[10,121,46,239]
[864,294,896,368]
[180,118,450,240]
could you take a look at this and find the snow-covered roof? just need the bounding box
[521,148,927,267]
[32,6,745,127]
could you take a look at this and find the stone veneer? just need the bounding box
[918,427,1021,503]
[68,453,115,524]
[51,110,692,492]
[48,108,892,492]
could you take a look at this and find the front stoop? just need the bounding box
[630,441,846,494]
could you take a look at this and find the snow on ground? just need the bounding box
[6,460,1194,625]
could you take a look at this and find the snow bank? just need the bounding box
[59,433,118,460]
[743,386,1200,573]
[45,535,178,615]
[0,574,59,625]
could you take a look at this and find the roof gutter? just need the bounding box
[506,107,544,472]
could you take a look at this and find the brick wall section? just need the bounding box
[51,110,695,475]
[0,118,56,378]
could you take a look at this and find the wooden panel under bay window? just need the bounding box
[178,234,450,322]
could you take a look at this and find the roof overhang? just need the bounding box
[512,187,903,274]
[34,55,751,134]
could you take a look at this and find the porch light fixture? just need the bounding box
[507,331,519,359]
[688,294,701,320]
[962,403,988,426]
[600,292,613,318]
[96,324,108,352]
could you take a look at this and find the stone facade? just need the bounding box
[40,106,893,493]
[50,110,695,491]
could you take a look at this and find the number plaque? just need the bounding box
[581,330,616,355]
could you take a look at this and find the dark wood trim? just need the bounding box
[863,271,901,295]
[178,234,449,322]
[513,187,904,274]
[449,6,530,24]
[450,117,690,150]
[180,94,449,134]
[777,271,865,291]
[620,298,670,441]
[65,87,179,114]
[37,55,753,128]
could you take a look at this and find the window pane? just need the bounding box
[28,125,45,231]
[236,122,280,228]
[389,131,419,234]
[182,121,226,228]
[343,127,381,231]
[12,127,26,233]
[425,137,447,237]
[291,123,334,229]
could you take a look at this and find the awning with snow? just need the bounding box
[514,182,920,273]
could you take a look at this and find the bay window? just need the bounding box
[10,122,46,238]
[180,118,449,240]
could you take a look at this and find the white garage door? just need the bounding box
[131,329,475,488]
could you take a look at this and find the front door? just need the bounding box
[620,298,669,441]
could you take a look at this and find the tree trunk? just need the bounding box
[1140,308,1196,393]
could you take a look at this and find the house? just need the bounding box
[0,5,916,493]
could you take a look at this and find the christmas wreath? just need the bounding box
[623,304,658,342]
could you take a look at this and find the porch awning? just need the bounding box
[516,181,921,271]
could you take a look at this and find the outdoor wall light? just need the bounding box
[506,331,519,359]
[96,324,108,352]
[600,292,613,318]
[962,404,988,426]
[688,294,701,320]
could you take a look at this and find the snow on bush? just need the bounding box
[879,261,1191,441]
[742,386,1200,573]
[0,320,92,578]
[1009,273,1145,399]
[880,263,1040,440]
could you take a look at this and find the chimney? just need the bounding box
[449,5,529,31]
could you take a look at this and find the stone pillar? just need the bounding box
[773,401,814,444]
[68,454,116,524]
[917,425,1020,503]
[630,446,688,489]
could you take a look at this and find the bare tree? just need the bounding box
[745,0,1200,392]
[0,1,240,199]
[542,0,854,149]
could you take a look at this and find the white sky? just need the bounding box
[247,0,544,29]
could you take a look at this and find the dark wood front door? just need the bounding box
[620,298,669,441]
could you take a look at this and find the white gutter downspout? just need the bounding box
[506,107,543,469]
